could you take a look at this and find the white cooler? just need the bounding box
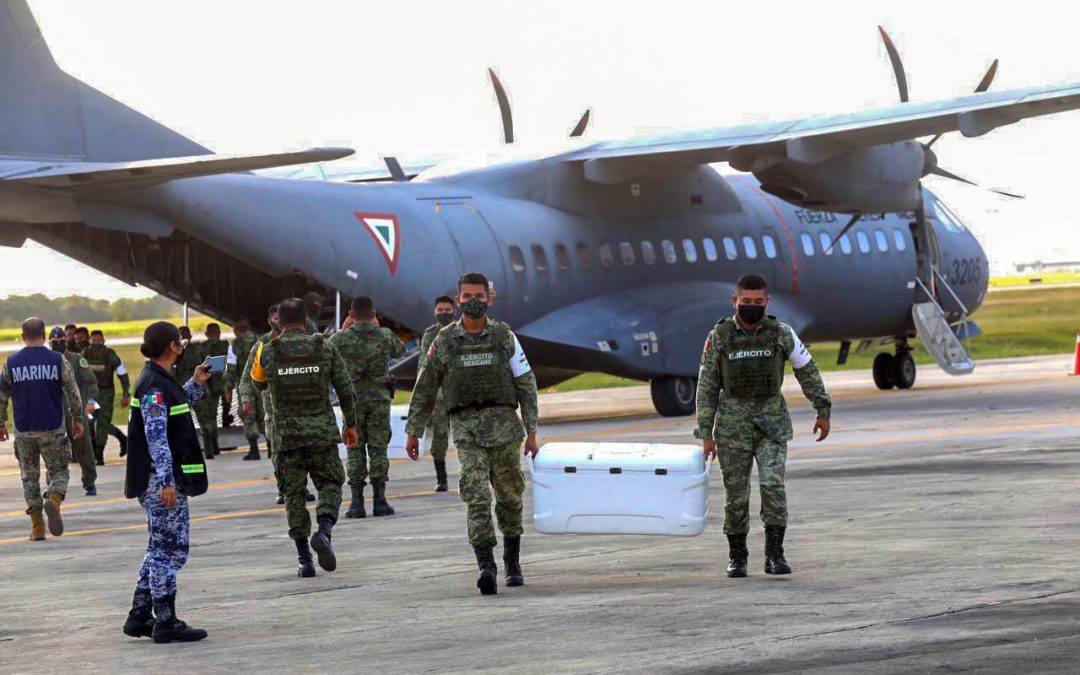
[530,442,710,536]
[334,404,432,460]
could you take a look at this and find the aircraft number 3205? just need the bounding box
[949,257,982,285]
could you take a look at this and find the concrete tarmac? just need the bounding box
[1,355,1078,673]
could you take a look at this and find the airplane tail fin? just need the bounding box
[0,0,210,161]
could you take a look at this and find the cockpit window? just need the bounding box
[933,200,967,234]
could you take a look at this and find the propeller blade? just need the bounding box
[487,68,514,144]
[929,166,1025,199]
[827,213,862,253]
[569,108,591,138]
[926,59,998,149]
[878,26,909,103]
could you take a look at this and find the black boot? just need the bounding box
[211,434,220,458]
[345,483,366,519]
[295,537,316,578]
[306,488,316,502]
[764,526,792,575]
[726,534,749,578]
[202,431,214,460]
[267,438,272,459]
[122,587,154,638]
[434,460,449,492]
[85,484,97,496]
[276,493,285,505]
[115,430,128,457]
[310,517,337,572]
[151,595,207,643]
[371,481,395,516]
[503,536,524,587]
[95,448,105,466]
[242,437,260,461]
[474,545,498,595]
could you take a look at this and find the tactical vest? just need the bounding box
[63,351,93,401]
[442,322,518,414]
[83,345,116,390]
[125,361,207,498]
[716,316,786,400]
[347,326,393,390]
[268,333,332,417]
[5,346,65,432]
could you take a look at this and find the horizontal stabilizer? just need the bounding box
[5,147,355,189]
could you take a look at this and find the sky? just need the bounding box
[3,0,1080,298]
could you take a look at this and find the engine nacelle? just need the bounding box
[746,141,930,213]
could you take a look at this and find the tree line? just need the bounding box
[0,294,185,328]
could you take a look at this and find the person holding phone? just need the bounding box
[192,323,229,460]
[122,321,211,643]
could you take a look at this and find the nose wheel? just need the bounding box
[872,349,917,390]
[650,376,697,417]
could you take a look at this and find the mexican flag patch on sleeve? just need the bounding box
[142,392,164,407]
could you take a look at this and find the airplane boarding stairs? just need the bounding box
[912,271,975,376]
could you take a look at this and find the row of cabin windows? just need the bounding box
[508,228,910,273]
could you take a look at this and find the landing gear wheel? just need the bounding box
[872,353,895,390]
[650,376,697,417]
[891,351,916,389]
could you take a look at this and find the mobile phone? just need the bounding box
[204,355,227,374]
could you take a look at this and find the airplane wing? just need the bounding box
[560,82,1080,178]
[1,147,354,189]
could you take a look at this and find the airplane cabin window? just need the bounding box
[619,242,636,266]
[762,235,778,259]
[723,237,738,260]
[531,243,549,272]
[702,237,718,262]
[682,239,698,263]
[555,243,570,270]
[874,229,889,252]
[742,235,758,259]
[840,234,853,255]
[856,231,871,254]
[509,246,526,273]
[662,240,678,264]
[818,231,834,255]
[598,243,615,267]
[800,232,815,257]
[893,229,907,252]
[576,242,591,268]
[641,241,656,265]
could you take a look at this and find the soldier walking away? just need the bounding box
[83,329,131,465]
[49,327,101,495]
[406,272,539,596]
[192,323,229,460]
[329,296,405,518]
[419,296,456,492]
[227,318,260,460]
[695,273,832,578]
[123,321,211,643]
[0,318,84,540]
[251,298,359,577]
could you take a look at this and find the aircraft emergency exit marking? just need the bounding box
[354,211,401,276]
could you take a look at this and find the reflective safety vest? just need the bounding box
[716,316,787,400]
[268,333,332,417]
[125,361,207,498]
[441,322,519,414]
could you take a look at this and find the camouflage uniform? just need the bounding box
[695,315,831,535]
[192,338,229,438]
[239,332,275,453]
[0,354,83,512]
[406,318,538,548]
[83,344,130,463]
[251,329,358,540]
[419,323,450,461]
[328,322,405,487]
[228,330,261,442]
[62,349,99,490]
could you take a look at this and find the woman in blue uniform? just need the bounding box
[122,322,211,643]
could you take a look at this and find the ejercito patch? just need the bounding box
[459,353,495,368]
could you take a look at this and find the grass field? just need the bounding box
[988,271,1080,287]
[0,317,216,342]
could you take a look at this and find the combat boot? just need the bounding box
[211,434,221,458]
[371,481,395,516]
[764,526,792,575]
[434,460,449,492]
[85,484,97,496]
[345,483,366,519]
[276,493,285,505]
[115,430,128,458]
[503,536,524,587]
[202,431,214,460]
[43,492,63,536]
[242,438,260,461]
[95,449,105,466]
[28,508,45,541]
[310,517,337,572]
[306,488,316,502]
[726,534,749,578]
[474,545,498,595]
[151,595,207,643]
[122,587,155,638]
[295,537,316,578]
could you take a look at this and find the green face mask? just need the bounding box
[460,298,488,319]
[436,312,454,326]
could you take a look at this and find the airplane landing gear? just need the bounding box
[650,376,696,417]
[872,345,916,390]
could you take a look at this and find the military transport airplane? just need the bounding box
[1,1,1078,416]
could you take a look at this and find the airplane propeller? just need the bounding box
[570,109,591,138]
[488,68,592,143]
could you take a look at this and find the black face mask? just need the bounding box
[49,341,65,353]
[736,304,766,325]
[436,311,454,326]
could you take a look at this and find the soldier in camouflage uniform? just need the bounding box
[227,318,262,460]
[49,327,100,495]
[0,318,84,541]
[329,296,405,518]
[191,323,229,459]
[695,273,832,578]
[251,298,359,578]
[406,272,539,596]
[83,329,131,465]
[419,295,456,492]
